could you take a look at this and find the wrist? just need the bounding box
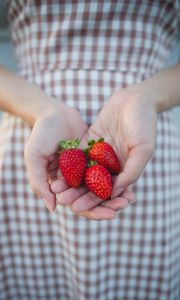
[27,97,67,126]
[137,80,168,114]
[26,94,68,126]
[0,67,68,126]
[138,64,180,113]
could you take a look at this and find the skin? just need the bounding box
[0,64,180,220]
[51,65,180,219]
[26,101,136,216]
[51,85,157,219]
[24,104,88,211]
[0,66,132,215]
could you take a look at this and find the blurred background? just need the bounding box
[0,1,180,130]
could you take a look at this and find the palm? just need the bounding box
[51,86,158,219]
[87,88,157,171]
[25,104,88,211]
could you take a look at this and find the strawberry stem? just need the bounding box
[87,137,104,147]
[58,138,80,151]
[83,148,89,157]
[98,137,104,143]
[88,160,97,167]
[86,137,104,153]
[88,139,95,147]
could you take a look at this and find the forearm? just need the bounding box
[0,65,63,126]
[140,64,180,112]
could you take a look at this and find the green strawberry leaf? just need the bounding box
[88,160,97,167]
[98,137,104,143]
[58,138,80,151]
[88,139,95,147]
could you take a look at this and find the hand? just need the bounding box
[24,100,88,211]
[88,84,157,197]
[52,182,136,220]
[51,83,157,220]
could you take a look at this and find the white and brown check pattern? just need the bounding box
[0,1,180,299]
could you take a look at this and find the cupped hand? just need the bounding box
[51,83,157,220]
[24,100,88,211]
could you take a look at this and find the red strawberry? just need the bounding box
[85,164,113,200]
[87,138,121,174]
[58,139,87,187]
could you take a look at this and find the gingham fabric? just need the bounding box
[0,1,180,300]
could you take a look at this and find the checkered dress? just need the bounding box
[0,1,180,299]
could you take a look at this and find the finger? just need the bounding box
[71,191,104,212]
[48,155,59,170]
[24,150,56,212]
[72,206,115,220]
[46,154,59,183]
[48,169,59,183]
[56,186,88,205]
[102,198,129,210]
[121,189,136,204]
[103,188,136,210]
[112,143,153,198]
[79,127,101,149]
[79,131,91,149]
[110,187,136,202]
[50,177,69,193]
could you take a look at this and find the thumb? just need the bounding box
[79,127,101,149]
[79,131,89,149]
[24,147,56,212]
[111,143,154,198]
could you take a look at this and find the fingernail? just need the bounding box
[57,198,68,205]
[89,211,97,219]
[119,199,128,208]
[43,199,54,212]
[130,197,136,204]
[72,203,83,211]
[57,198,63,204]
[56,193,63,205]
[72,200,87,211]
[111,188,124,199]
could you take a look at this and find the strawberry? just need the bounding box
[87,138,121,174]
[85,164,113,200]
[58,139,87,187]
